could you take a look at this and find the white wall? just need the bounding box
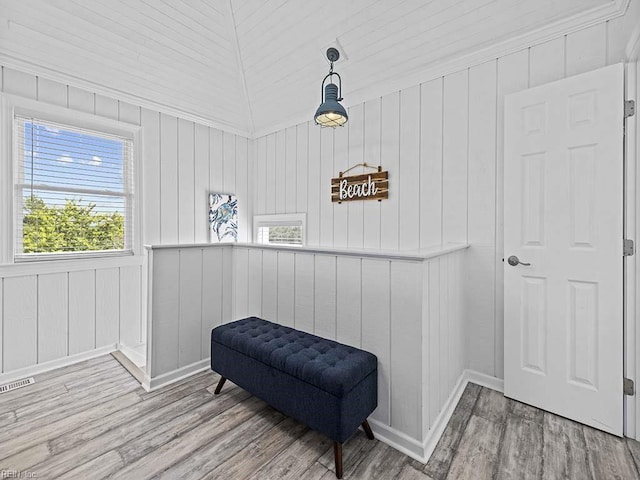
[251,16,638,385]
[146,245,233,383]
[0,65,251,379]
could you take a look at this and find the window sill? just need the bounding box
[0,254,144,277]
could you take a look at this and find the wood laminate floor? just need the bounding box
[0,355,638,479]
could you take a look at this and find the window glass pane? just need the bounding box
[267,226,302,245]
[15,117,132,257]
[256,225,303,246]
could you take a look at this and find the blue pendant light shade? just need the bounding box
[315,48,348,127]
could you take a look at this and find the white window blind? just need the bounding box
[14,115,134,259]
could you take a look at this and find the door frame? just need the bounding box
[625,61,638,439]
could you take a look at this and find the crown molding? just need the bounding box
[253,0,631,138]
[0,53,253,138]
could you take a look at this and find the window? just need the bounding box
[13,114,135,260]
[254,214,306,247]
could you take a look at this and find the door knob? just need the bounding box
[507,255,531,266]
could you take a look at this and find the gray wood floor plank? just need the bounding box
[113,395,268,479]
[57,450,124,480]
[0,411,16,429]
[396,464,436,480]
[509,399,544,424]
[0,391,141,461]
[15,374,138,422]
[317,430,378,477]
[445,415,503,480]
[116,387,253,466]
[63,362,128,390]
[474,387,509,424]
[495,415,543,480]
[32,390,220,478]
[0,443,50,473]
[0,360,126,417]
[423,382,481,478]
[32,354,112,383]
[48,370,222,455]
[301,462,340,480]
[202,416,309,480]
[2,362,638,480]
[542,412,591,480]
[626,438,640,474]
[583,426,639,480]
[155,406,288,479]
[2,378,140,444]
[348,441,409,480]
[246,428,333,480]
[0,385,69,416]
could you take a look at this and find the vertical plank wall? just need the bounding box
[0,262,136,375]
[0,65,250,377]
[250,20,632,383]
[231,245,466,454]
[147,243,465,454]
[147,246,233,383]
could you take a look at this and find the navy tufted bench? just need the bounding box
[211,317,377,478]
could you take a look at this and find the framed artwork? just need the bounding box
[209,193,238,243]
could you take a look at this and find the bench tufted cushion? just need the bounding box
[211,317,377,397]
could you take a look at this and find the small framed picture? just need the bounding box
[209,193,238,243]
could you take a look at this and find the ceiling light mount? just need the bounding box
[326,47,340,63]
[314,48,348,128]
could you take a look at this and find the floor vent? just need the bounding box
[0,377,35,394]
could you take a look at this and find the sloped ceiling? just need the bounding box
[0,0,630,137]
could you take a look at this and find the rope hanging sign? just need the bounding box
[331,163,389,203]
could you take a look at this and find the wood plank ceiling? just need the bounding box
[0,0,625,136]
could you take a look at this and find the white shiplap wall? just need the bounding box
[146,243,467,458]
[0,259,140,377]
[146,245,233,384]
[0,65,251,379]
[251,19,634,385]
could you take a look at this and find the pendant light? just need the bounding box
[314,48,348,127]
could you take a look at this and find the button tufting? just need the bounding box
[212,317,377,396]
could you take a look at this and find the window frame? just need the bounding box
[253,213,306,247]
[1,94,142,264]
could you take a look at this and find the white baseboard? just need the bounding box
[0,344,117,384]
[368,419,427,462]
[463,369,504,393]
[142,358,211,392]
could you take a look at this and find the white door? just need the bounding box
[504,63,624,435]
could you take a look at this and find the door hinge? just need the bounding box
[624,239,634,256]
[625,100,635,118]
[625,378,635,396]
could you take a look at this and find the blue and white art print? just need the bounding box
[209,193,238,243]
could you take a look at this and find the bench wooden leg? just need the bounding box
[362,419,375,440]
[334,442,343,479]
[214,376,226,394]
